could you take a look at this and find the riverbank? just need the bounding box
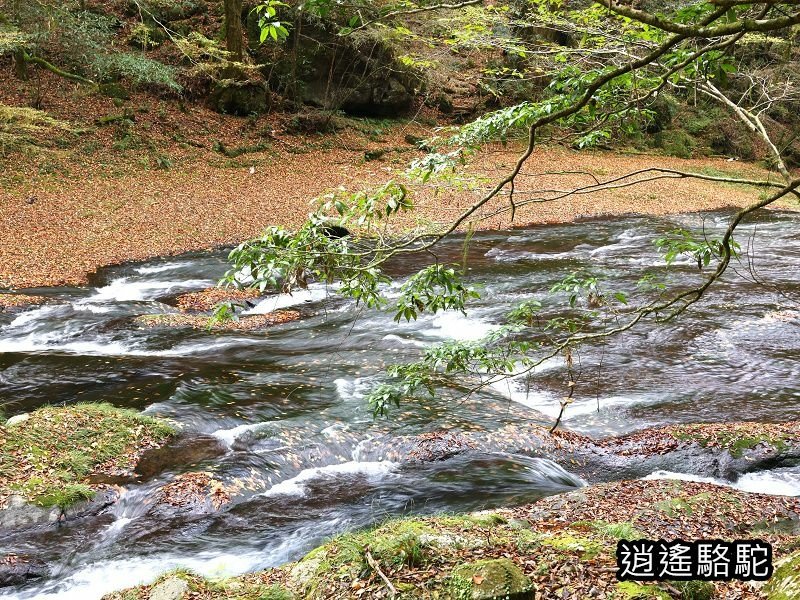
[0,135,789,289]
[104,478,800,599]
[5,405,800,598]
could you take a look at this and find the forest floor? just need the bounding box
[3,135,793,290]
[1,74,797,289]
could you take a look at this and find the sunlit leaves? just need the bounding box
[252,0,291,44]
[655,229,740,269]
[393,264,480,322]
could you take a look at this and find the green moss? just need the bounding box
[589,521,643,540]
[655,130,696,158]
[671,580,715,600]
[764,551,800,600]
[673,428,789,458]
[540,534,602,560]
[450,558,534,600]
[32,483,95,509]
[0,402,175,508]
[617,581,670,599]
[369,520,432,567]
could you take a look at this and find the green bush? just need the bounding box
[655,129,696,158]
[93,53,182,92]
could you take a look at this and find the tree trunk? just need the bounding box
[224,0,244,62]
[13,48,28,81]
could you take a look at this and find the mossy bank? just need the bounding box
[105,479,800,599]
[0,403,175,511]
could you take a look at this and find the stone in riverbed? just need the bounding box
[169,287,261,313]
[149,576,189,600]
[0,554,48,588]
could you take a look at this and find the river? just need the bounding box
[1,209,799,598]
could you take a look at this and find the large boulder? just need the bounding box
[209,78,270,116]
[449,558,535,600]
[251,16,420,117]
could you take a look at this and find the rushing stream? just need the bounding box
[2,209,800,599]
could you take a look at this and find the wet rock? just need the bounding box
[61,487,120,521]
[151,472,232,516]
[168,287,261,313]
[449,558,534,599]
[0,488,119,532]
[135,434,226,479]
[149,576,189,600]
[595,421,800,480]
[0,554,48,588]
[0,495,58,530]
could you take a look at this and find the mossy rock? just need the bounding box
[367,520,435,567]
[539,534,602,560]
[209,80,269,116]
[98,83,131,101]
[0,403,174,509]
[449,558,534,600]
[617,581,670,599]
[764,550,800,599]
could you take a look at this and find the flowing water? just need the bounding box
[2,209,799,598]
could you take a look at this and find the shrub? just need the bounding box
[93,52,182,92]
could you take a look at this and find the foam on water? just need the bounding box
[88,277,214,302]
[134,262,185,275]
[419,312,498,341]
[485,248,574,262]
[263,461,397,497]
[212,421,273,447]
[645,467,800,497]
[8,550,268,600]
[244,286,331,314]
[381,333,427,347]
[5,305,64,329]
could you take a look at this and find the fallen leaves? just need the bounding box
[158,471,232,511]
[174,287,260,312]
[0,293,51,310]
[132,310,301,331]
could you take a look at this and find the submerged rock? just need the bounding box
[0,553,48,588]
[135,434,226,479]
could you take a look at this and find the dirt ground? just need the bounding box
[0,132,793,289]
